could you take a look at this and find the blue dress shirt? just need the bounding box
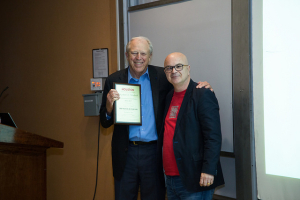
[106,67,158,141]
[128,68,157,142]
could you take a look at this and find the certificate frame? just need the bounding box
[113,82,142,125]
[92,48,109,78]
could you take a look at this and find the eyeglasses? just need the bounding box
[130,51,148,57]
[164,64,188,73]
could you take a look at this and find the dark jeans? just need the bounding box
[114,143,165,200]
[166,176,214,200]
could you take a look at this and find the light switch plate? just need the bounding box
[90,78,102,91]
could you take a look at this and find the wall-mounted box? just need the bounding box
[82,93,103,116]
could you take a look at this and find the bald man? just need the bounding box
[158,52,224,200]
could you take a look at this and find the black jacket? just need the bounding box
[158,79,225,192]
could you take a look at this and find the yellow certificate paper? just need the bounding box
[113,83,142,125]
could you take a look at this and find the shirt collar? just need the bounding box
[128,67,149,82]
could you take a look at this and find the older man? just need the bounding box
[100,37,212,200]
[159,52,224,200]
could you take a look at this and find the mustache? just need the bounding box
[171,72,181,77]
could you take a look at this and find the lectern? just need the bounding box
[0,124,64,200]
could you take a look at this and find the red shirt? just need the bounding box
[163,89,186,176]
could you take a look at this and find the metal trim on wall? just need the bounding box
[128,0,186,12]
[232,0,257,199]
[220,151,235,158]
[118,0,125,69]
[214,194,237,200]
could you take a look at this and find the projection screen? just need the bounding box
[253,0,300,199]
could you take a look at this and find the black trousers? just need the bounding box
[114,143,165,200]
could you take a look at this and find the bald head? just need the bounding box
[164,52,190,92]
[164,52,188,67]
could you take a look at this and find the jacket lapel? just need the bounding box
[118,67,129,83]
[175,79,194,127]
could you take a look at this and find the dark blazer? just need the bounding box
[158,79,225,192]
[100,65,172,180]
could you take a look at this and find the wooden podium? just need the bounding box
[0,124,64,200]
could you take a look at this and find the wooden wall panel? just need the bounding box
[0,0,117,199]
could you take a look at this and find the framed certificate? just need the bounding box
[113,83,142,125]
